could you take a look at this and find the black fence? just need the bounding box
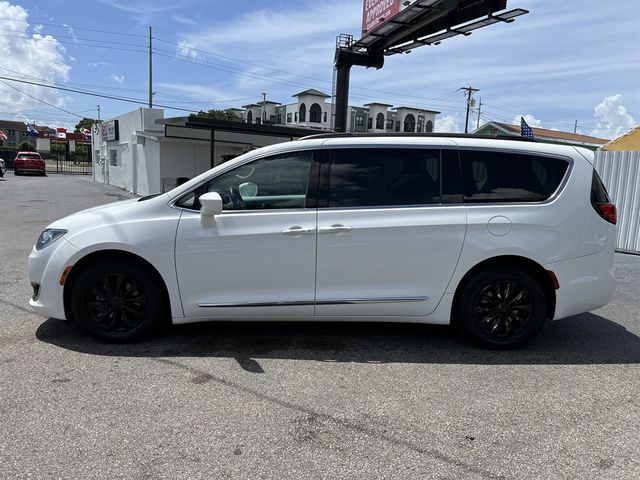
[0,148,93,175]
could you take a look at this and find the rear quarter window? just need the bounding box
[460,150,569,203]
[326,148,442,207]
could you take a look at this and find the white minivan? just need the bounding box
[28,135,617,348]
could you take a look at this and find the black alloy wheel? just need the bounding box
[71,257,165,342]
[456,265,547,349]
[86,272,148,333]
[473,280,533,338]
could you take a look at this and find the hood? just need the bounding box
[46,194,171,236]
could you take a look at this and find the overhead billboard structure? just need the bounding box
[357,0,528,55]
[361,0,402,37]
[333,0,529,132]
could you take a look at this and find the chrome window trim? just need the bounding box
[176,207,318,216]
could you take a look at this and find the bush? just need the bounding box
[18,142,34,151]
[50,143,66,155]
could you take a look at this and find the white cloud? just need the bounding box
[590,95,637,139]
[155,82,249,104]
[0,2,71,124]
[96,0,185,14]
[176,40,199,60]
[435,115,461,133]
[511,114,542,128]
[182,2,361,46]
[62,24,79,43]
[173,14,198,26]
[166,1,367,111]
[110,75,125,86]
[88,61,113,68]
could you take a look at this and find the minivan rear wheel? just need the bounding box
[70,257,165,342]
[456,266,547,349]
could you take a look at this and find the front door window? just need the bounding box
[176,152,314,211]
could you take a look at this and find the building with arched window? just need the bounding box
[280,89,332,130]
[239,88,439,133]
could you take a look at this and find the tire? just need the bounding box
[14,170,19,176]
[455,265,547,349]
[70,257,166,342]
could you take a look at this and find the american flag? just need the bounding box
[520,116,535,139]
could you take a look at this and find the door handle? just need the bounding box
[318,224,353,234]
[281,226,315,235]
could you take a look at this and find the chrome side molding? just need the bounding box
[198,296,428,308]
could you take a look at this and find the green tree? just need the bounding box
[189,109,242,122]
[18,141,34,151]
[74,117,96,132]
[50,143,66,155]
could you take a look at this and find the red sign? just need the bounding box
[362,0,400,36]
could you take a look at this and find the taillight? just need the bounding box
[591,171,616,225]
[593,203,617,225]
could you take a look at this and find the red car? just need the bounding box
[14,152,46,176]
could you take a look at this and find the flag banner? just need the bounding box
[520,116,535,139]
[0,130,7,141]
[56,127,67,139]
[25,123,39,136]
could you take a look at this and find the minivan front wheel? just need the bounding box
[456,266,547,349]
[70,257,165,342]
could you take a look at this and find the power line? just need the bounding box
[0,76,201,113]
[155,38,463,106]
[0,67,246,105]
[481,103,596,130]
[2,18,462,111]
[0,79,84,118]
[0,32,149,54]
[0,16,147,38]
[481,105,597,131]
[155,48,465,113]
[0,27,148,48]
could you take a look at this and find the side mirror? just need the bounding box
[199,192,223,227]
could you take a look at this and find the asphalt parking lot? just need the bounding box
[1,174,639,479]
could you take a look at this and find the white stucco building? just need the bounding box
[239,89,439,133]
[92,108,314,196]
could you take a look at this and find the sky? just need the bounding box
[0,0,638,139]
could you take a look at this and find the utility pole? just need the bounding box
[574,120,578,134]
[94,105,101,183]
[148,26,153,109]
[459,86,479,134]
[476,97,483,129]
[261,92,267,124]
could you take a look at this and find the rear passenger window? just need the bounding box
[460,150,569,203]
[327,148,441,207]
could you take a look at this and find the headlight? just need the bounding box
[35,229,68,251]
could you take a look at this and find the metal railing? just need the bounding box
[1,149,92,175]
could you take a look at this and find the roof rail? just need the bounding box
[300,132,538,142]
